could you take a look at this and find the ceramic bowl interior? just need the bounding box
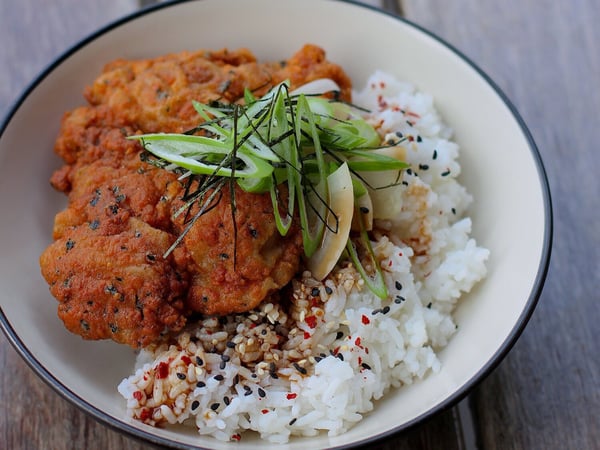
[0,0,551,449]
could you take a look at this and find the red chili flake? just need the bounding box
[305,315,318,329]
[139,408,152,421]
[143,375,148,381]
[406,111,421,118]
[310,297,320,308]
[133,391,143,401]
[286,393,298,400]
[358,356,363,365]
[408,135,415,142]
[355,337,362,347]
[388,260,393,267]
[398,252,403,257]
[231,434,241,441]
[181,355,192,366]
[156,362,169,379]
[361,315,370,325]
[303,331,311,340]
[333,346,340,356]
[261,409,269,414]
[379,81,386,88]
[249,323,257,329]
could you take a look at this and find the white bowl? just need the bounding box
[0,0,552,448]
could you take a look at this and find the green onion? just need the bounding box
[129,79,408,297]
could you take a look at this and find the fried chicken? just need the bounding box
[40,44,351,348]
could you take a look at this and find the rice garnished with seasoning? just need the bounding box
[118,71,489,443]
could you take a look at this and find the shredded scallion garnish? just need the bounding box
[129,79,408,298]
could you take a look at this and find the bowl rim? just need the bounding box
[0,0,553,448]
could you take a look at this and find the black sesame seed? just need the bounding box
[210,403,220,411]
[417,135,423,142]
[65,239,75,251]
[89,219,100,230]
[221,354,231,362]
[214,374,224,381]
[311,287,320,297]
[325,286,333,295]
[335,331,344,340]
[441,169,451,177]
[226,341,236,349]
[146,254,156,262]
[219,360,226,370]
[196,381,206,388]
[382,306,391,314]
[452,207,457,215]
[219,253,229,260]
[427,302,432,309]
[261,328,268,335]
[406,168,413,175]
[191,400,200,410]
[244,386,253,396]
[395,131,404,138]
[419,164,430,171]
[224,396,230,406]
[176,373,186,380]
[109,323,118,333]
[336,353,344,361]
[433,149,438,160]
[360,206,370,214]
[289,418,297,426]
[233,375,239,386]
[257,387,266,398]
[395,295,406,304]
[293,363,307,375]
[395,281,403,290]
[196,356,204,366]
[314,356,323,363]
[108,204,119,215]
[80,319,90,331]
[361,363,372,370]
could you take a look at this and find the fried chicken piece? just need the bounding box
[172,184,303,316]
[40,44,351,347]
[83,44,352,133]
[40,217,188,348]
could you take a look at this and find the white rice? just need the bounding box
[117,71,490,443]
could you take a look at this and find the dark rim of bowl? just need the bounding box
[0,0,553,449]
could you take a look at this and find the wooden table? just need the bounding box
[1,1,598,449]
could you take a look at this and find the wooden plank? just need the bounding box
[402,1,600,449]
[0,0,463,448]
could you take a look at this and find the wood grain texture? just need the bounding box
[403,1,600,449]
[0,1,462,449]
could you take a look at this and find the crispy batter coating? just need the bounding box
[40,218,188,348]
[40,45,351,347]
[172,184,303,316]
